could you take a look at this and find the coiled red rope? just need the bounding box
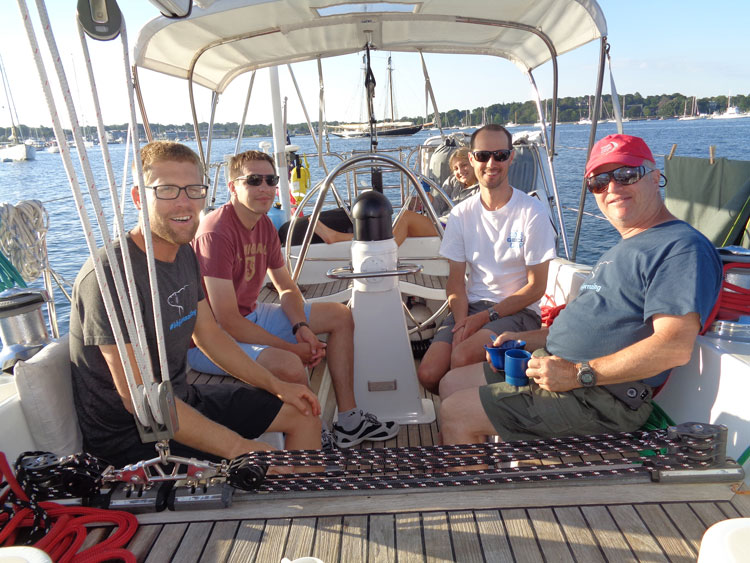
[701,262,750,334]
[0,452,137,562]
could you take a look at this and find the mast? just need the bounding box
[0,53,22,143]
[386,54,395,122]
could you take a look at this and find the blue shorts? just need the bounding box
[188,302,312,375]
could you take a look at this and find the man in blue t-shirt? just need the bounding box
[438,134,722,444]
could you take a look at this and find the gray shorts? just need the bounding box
[478,362,652,441]
[432,301,541,344]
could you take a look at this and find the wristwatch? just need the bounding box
[576,362,597,387]
[487,308,500,322]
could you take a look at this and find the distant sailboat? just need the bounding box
[577,95,593,125]
[505,111,518,127]
[679,96,699,121]
[621,95,630,123]
[0,53,35,161]
[330,54,422,137]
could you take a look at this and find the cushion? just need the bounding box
[14,335,82,456]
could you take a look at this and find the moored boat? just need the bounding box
[0,142,35,162]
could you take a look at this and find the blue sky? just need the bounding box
[1,1,748,128]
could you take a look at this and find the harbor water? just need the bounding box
[1,117,749,336]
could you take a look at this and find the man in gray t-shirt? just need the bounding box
[439,134,721,445]
[69,141,322,467]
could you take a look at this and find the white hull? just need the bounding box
[0,143,36,161]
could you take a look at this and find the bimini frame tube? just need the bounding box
[419,51,444,138]
[287,64,326,175]
[270,66,292,222]
[234,71,256,156]
[571,37,608,262]
[526,69,570,259]
[204,91,219,171]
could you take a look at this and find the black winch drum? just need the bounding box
[0,290,51,373]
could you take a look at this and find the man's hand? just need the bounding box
[273,380,321,417]
[484,331,525,371]
[491,331,523,348]
[526,355,578,392]
[453,311,490,342]
[292,325,326,367]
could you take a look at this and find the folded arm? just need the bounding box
[527,312,701,392]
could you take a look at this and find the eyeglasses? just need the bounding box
[586,165,654,193]
[145,184,208,200]
[471,149,512,163]
[234,174,280,187]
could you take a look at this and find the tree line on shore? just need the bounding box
[2,92,747,142]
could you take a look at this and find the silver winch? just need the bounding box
[0,288,51,372]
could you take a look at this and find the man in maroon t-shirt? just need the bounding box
[189,150,398,448]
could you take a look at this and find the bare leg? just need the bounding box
[314,220,353,244]
[450,328,496,369]
[417,340,452,394]
[438,362,488,401]
[393,210,439,246]
[440,388,498,445]
[266,403,322,450]
[256,347,308,386]
[316,210,437,246]
[308,302,356,412]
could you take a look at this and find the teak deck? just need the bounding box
[102,277,748,562]
[116,495,750,562]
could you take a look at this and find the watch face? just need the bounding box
[578,368,595,386]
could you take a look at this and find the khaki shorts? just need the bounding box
[478,363,653,441]
[432,301,541,344]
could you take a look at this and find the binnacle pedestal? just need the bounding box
[346,190,435,424]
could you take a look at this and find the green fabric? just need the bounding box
[640,400,675,431]
[737,446,750,466]
[0,251,26,290]
[664,156,750,247]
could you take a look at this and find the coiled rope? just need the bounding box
[0,452,138,562]
[0,201,48,284]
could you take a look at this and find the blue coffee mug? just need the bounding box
[504,349,532,386]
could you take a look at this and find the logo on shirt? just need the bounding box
[242,242,268,281]
[580,260,612,293]
[167,286,189,316]
[507,231,524,249]
[167,285,197,331]
[244,255,256,281]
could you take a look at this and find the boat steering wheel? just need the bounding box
[287,153,451,338]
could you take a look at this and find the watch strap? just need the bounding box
[292,321,310,335]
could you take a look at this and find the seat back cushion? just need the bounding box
[14,335,82,456]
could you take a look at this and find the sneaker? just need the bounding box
[332,412,400,448]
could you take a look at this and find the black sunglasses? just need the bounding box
[471,149,512,163]
[234,174,280,187]
[586,165,654,193]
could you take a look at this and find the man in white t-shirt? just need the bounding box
[416,125,557,393]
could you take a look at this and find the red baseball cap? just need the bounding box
[584,134,655,177]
